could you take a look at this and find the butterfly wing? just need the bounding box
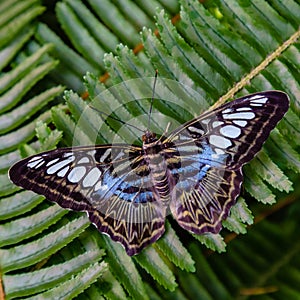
[9,145,166,256]
[168,91,289,234]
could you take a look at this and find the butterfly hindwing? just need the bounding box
[170,167,243,234]
[88,199,166,256]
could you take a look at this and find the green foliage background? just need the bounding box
[0,0,299,299]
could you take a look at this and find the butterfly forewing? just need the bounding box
[170,91,289,169]
[9,91,289,255]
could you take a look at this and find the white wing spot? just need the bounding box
[68,166,86,183]
[27,157,44,169]
[87,150,96,157]
[209,135,232,149]
[223,108,232,114]
[178,134,190,140]
[212,121,224,128]
[94,182,107,192]
[99,149,111,162]
[250,103,263,107]
[63,152,74,158]
[248,95,261,100]
[201,119,210,125]
[57,166,69,177]
[78,157,90,164]
[236,107,252,112]
[82,167,102,187]
[215,148,225,155]
[220,125,241,138]
[250,97,268,106]
[47,156,75,174]
[188,126,204,135]
[28,156,42,162]
[250,96,268,103]
[46,158,59,166]
[253,97,268,104]
[233,120,247,127]
[223,112,255,120]
[114,151,125,160]
[35,161,46,169]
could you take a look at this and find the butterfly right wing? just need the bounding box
[167,91,289,235]
[9,145,167,256]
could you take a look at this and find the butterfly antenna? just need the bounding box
[88,105,144,133]
[148,70,158,131]
[157,122,171,142]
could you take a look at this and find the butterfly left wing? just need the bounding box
[9,145,167,256]
[168,91,289,234]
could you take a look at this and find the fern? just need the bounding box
[1,0,299,299]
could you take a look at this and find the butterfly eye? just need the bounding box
[142,131,157,143]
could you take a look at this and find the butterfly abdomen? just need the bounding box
[143,136,180,203]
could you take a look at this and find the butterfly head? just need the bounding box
[142,130,157,144]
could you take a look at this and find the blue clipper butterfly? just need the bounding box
[9,88,289,256]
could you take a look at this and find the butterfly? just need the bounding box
[9,90,289,256]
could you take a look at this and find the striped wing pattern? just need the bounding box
[9,91,289,255]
